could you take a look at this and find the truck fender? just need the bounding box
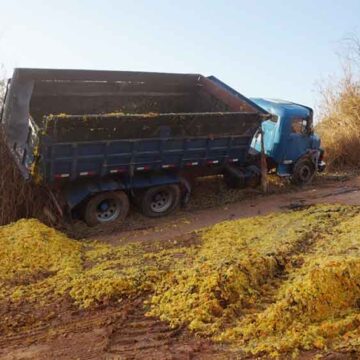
[306,149,326,172]
[297,150,321,170]
[129,174,182,192]
[130,174,191,206]
[64,179,126,210]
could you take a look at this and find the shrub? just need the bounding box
[317,38,360,170]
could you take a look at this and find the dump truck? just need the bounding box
[0,68,324,226]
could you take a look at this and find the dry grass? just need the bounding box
[316,38,360,170]
[316,71,360,170]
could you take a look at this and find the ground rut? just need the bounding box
[105,301,224,360]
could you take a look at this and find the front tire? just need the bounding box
[83,191,130,226]
[291,158,315,185]
[139,185,181,218]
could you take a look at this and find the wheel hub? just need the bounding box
[150,190,173,213]
[300,166,311,181]
[96,199,120,222]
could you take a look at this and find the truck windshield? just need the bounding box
[291,117,308,135]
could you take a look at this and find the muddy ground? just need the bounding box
[2,174,360,360]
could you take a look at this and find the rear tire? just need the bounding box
[291,158,315,185]
[139,185,181,218]
[83,191,129,227]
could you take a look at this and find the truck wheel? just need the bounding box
[83,191,129,226]
[291,159,315,185]
[140,185,180,218]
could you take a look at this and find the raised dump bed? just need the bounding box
[1,68,270,225]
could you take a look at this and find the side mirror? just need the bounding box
[307,124,314,136]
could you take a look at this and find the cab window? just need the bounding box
[291,117,308,135]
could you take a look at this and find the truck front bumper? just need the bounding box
[318,161,326,173]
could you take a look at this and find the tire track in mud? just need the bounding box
[104,300,226,360]
[0,299,226,359]
[0,304,134,360]
[0,307,123,348]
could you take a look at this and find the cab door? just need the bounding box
[285,117,312,162]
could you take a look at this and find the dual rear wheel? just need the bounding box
[83,191,129,227]
[82,184,181,226]
[137,184,181,218]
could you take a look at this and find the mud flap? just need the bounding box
[179,177,192,207]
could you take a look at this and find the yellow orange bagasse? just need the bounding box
[0,130,55,226]
[1,204,360,357]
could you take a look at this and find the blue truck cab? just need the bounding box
[250,98,325,184]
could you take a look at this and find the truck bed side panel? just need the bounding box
[42,135,253,183]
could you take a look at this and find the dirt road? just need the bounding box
[89,174,360,246]
[2,175,360,360]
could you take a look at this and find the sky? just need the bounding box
[0,0,359,112]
